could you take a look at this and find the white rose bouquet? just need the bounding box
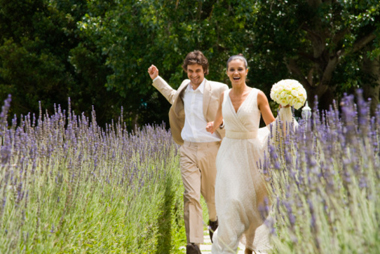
[270,79,307,109]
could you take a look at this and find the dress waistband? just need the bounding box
[225,130,257,139]
[183,141,221,147]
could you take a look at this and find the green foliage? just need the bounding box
[0,38,72,114]
[0,0,120,127]
[1,0,379,126]
[248,0,380,109]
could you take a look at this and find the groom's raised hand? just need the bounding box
[148,65,159,80]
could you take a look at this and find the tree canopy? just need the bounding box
[0,0,379,127]
[249,0,380,110]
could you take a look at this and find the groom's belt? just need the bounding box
[225,130,257,139]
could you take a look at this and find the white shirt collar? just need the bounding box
[187,78,206,93]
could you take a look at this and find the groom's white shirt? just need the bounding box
[181,78,220,143]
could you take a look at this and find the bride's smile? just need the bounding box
[227,60,248,87]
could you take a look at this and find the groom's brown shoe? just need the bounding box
[208,219,218,243]
[186,243,201,254]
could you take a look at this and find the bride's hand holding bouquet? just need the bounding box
[269,79,307,136]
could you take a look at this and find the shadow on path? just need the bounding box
[155,177,174,253]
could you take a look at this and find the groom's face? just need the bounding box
[187,64,205,87]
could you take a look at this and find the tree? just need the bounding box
[361,45,380,115]
[1,0,379,128]
[247,0,380,110]
[79,0,260,126]
[0,0,120,127]
[0,0,74,114]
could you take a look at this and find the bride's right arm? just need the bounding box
[206,92,224,134]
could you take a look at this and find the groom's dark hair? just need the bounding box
[182,50,209,75]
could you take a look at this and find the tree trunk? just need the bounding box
[317,87,335,111]
[362,53,380,116]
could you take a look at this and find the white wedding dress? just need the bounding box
[212,88,294,253]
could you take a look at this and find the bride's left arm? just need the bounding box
[257,91,275,126]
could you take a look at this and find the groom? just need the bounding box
[148,50,228,254]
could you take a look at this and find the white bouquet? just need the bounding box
[270,79,307,109]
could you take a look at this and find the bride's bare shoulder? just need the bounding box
[257,90,269,103]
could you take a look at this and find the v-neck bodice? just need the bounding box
[228,88,254,114]
[223,88,261,139]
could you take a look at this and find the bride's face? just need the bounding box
[227,60,248,87]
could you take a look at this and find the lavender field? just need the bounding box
[264,91,380,253]
[0,95,186,253]
[1,91,379,253]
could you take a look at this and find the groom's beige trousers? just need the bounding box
[180,140,220,244]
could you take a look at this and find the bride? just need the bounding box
[206,55,294,253]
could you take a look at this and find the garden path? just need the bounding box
[179,228,245,254]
